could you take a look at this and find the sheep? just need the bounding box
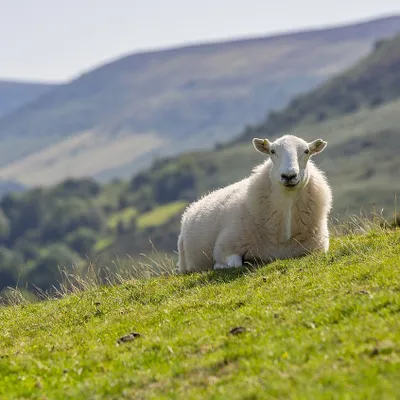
[177,134,332,273]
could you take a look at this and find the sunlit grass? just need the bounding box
[107,207,138,230]
[137,201,187,229]
[93,236,114,252]
[1,227,399,399]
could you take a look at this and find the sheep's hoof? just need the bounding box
[214,255,243,270]
[214,263,229,270]
[226,254,243,268]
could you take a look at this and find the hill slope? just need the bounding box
[236,31,400,143]
[1,15,400,186]
[1,230,399,399]
[0,80,56,119]
[0,179,25,198]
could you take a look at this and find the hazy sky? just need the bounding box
[1,0,399,82]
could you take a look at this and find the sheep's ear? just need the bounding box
[308,138,327,155]
[253,138,272,154]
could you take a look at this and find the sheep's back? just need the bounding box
[181,179,249,245]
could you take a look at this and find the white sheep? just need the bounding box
[177,134,332,273]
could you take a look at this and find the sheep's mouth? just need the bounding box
[282,181,299,190]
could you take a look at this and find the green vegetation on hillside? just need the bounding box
[107,207,138,230]
[1,229,400,399]
[137,201,187,230]
[0,175,188,294]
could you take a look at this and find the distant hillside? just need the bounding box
[0,179,25,198]
[1,15,400,186]
[236,32,400,143]
[0,80,56,119]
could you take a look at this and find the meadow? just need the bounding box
[1,218,399,399]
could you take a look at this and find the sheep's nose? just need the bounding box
[281,172,298,181]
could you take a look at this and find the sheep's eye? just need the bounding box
[304,149,310,154]
[270,149,276,155]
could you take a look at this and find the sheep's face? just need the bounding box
[252,134,327,191]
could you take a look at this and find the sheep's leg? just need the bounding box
[276,229,330,261]
[214,254,243,270]
[177,234,187,273]
[213,230,244,269]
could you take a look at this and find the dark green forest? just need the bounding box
[0,157,213,294]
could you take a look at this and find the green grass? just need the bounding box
[93,237,114,252]
[107,207,138,230]
[137,201,187,230]
[1,228,400,399]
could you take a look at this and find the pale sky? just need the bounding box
[1,0,399,82]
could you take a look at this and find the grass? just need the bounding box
[137,201,187,230]
[1,227,400,399]
[93,237,115,252]
[107,207,138,230]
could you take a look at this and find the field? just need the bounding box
[1,226,399,399]
[137,201,188,230]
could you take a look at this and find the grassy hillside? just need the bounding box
[0,80,56,119]
[1,229,400,399]
[1,16,400,185]
[236,32,400,144]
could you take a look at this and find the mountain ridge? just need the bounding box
[1,15,400,186]
[235,31,400,144]
[0,80,57,119]
[74,13,400,66]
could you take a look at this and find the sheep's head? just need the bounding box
[253,134,327,191]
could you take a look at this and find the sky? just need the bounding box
[1,0,400,82]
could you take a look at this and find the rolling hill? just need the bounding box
[1,15,400,186]
[0,80,56,119]
[236,32,400,144]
